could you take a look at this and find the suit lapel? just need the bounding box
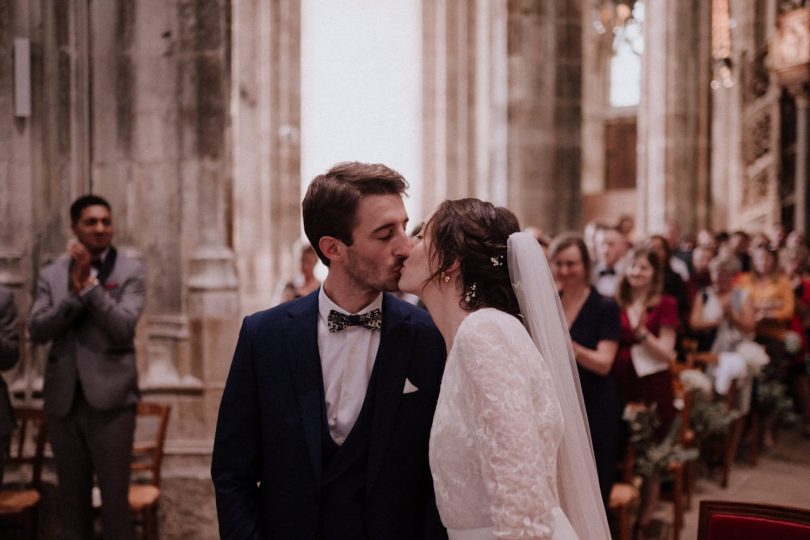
[284,292,324,483]
[366,294,413,494]
[97,246,117,284]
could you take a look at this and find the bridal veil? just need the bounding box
[507,232,611,539]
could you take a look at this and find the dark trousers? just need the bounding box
[48,388,136,540]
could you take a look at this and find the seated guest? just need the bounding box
[686,245,715,306]
[593,225,629,297]
[781,245,810,436]
[271,244,321,305]
[689,256,755,354]
[737,245,795,447]
[613,247,679,537]
[551,233,621,510]
[647,235,690,337]
[730,230,752,272]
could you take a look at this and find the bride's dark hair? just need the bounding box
[426,198,521,316]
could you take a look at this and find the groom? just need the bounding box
[212,162,448,539]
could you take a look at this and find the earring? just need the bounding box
[441,272,450,283]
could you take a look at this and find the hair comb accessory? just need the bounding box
[464,282,477,303]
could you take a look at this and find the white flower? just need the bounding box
[736,341,770,375]
[679,369,713,396]
[784,330,802,354]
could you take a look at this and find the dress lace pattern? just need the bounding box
[430,309,575,539]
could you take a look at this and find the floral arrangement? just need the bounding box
[736,341,770,376]
[623,404,699,478]
[679,369,713,397]
[784,330,802,355]
[690,397,741,443]
[756,379,798,425]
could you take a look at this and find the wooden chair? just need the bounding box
[667,377,699,540]
[685,351,747,488]
[608,403,642,540]
[0,407,48,540]
[130,401,171,540]
[697,500,810,540]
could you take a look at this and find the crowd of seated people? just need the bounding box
[548,218,810,538]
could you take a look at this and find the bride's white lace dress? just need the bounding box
[430,308,579,540]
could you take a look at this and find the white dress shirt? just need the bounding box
[593,259,625,297]
[318,288,383,445]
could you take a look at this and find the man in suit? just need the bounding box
[593,225,629,297]
[0,284,20,483]
[29,195,146,540]
[212,162,447,539]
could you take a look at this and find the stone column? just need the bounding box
[0,0,31,294]
[637,0,712,236]
[175,0,239,453]
[422,0,509,214]
[791,85,810,234]
[232,0,301,318]
[0,0,36,401]
[505,0,583,232]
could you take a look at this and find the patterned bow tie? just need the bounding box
[328,308,383,333]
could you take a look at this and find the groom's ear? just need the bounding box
[319,236,343,265]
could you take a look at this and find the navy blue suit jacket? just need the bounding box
[211,291,448,539]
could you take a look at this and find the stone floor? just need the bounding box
[653,428,810,540]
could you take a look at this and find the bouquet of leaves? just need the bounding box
[623,404,699,478]
[690,396,742,443]
[756,379,798,426]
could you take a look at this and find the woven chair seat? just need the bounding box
[129,485,160,512]
[0,489,40,514]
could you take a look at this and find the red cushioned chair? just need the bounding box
[697,500,810,540]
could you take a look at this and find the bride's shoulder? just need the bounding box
[462,307,521,329]
[457,308,530,346]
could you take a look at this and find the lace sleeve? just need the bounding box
[456,312,563,539]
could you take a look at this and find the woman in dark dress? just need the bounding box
[551,234,620,510]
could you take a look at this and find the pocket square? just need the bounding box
[402,378,419,394]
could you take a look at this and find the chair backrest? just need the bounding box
[131,402,171,488]
[5,406,47,489]
[697,500,810,540]
[687,351,719,370]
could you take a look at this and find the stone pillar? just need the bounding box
[175,0,239,454]
[637,0,712,236]
[791,86,810,234]
[232,0,301,317]
[505,0,582,232]
[771,7,810,234]
[0,0,35,401]
[0,0,31,294]
[422,0,508,214]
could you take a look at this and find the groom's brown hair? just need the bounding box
[302,162,409,266]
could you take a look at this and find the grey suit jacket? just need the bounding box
[0,286,20,439]
[29,248,146,418]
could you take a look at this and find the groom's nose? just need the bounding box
[392,229,412,259]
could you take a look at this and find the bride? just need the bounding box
[399,199,610,539]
